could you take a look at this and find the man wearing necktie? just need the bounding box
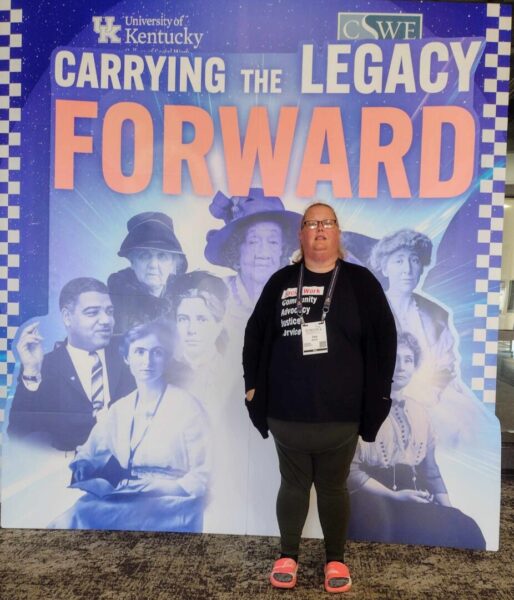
[90,350,105,418]
[8,278,135,450]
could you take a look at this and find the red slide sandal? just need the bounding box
[324,561,352,593]
[270,558,298,589]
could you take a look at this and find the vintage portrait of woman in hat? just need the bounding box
[366,228,499,545]
[204,189,301,329]
[108,212,188,333]
[369,229,455,397]
[368,228,496,443]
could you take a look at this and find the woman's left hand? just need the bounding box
[395,489,432,503]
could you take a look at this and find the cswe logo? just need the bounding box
[92,16,122,43]
[338,12,422,40]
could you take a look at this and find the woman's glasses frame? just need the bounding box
[302,219,338,230]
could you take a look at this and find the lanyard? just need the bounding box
[128,386,166,472]
[296,260,340,325]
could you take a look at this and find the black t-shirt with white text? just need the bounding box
[267,265,364,423]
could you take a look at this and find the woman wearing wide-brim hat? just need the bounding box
[108,212,188,333]
[204,188,301,327]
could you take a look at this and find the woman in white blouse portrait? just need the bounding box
[51,319,209,532]
[348,332,485,549]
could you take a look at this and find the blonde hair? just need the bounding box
[293,202,346,263]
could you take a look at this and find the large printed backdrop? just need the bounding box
[0,0,510,550]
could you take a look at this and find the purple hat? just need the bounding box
[204,189,301,269]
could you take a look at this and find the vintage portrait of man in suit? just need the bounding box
[8,277,135,451]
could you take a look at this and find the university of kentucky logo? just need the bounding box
[92,16,122,43]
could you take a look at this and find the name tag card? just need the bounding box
[301,321,328,355]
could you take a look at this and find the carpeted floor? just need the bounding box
[1,477,513,600]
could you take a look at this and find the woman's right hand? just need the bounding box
[245,388,256,402]
[394,489,432,503]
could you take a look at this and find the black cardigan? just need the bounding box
[242,260,397,442]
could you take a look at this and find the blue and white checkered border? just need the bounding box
[0,0,22,446]
[472,3,511,403]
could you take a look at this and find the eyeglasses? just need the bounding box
[302,219,338,230]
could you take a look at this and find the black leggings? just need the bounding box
[268,418,359,561]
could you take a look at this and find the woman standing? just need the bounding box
[51,319,209,532]
[243,202,396,592]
